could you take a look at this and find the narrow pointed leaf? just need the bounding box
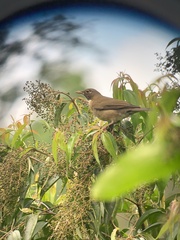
[92,132,100,165]
[11,124,25,148]
[135,209,164,232]
[101,132,118,159]
[66,133,79,162]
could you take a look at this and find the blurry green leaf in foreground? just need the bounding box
[91,117,180,201]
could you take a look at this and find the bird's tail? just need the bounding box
[132,107,150,112]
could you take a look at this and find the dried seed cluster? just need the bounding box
[23,80,66,125]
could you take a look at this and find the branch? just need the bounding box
[54,90,80,115]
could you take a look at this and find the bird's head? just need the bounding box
[76,88,101,100]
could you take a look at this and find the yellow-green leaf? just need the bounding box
[91,140,179,201]
[101,132,118,159]
[92,132,100,165]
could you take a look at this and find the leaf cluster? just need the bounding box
[155,37,180,75]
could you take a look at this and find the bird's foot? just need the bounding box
[101,121,114,132]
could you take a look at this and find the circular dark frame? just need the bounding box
[0,0,180,29]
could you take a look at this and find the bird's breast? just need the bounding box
[88,100,92,108]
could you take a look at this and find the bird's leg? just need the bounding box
[104,121,124,134]
[101,121,115,131]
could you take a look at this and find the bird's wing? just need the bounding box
[94,99,139,110]
[95,105,140,110]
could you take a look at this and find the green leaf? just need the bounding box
[76,227,83,239]
[11,124,26,148]
[111,77,119,99]
[24,214,38,240]
[120,120,135,143]
[19,147,35,157]
[142,222,164,234]
[66,133,79,162]
[89,202,102,234]
[156,206,180,240]
[58,131,67,152]
[92,132,100,165]
[54,102,67,127]
[123,89,139,105]
[40,175,60,199]
[52,131,59,164]
[52,131,67,163]
[135,209,164,232]
[21,132,33,142]
[156,220,171,239]
[91,140,179,200]
[156,179,168,202]
[32,221,48,238]
[101,132,118,159]
[165,192,180,208]
[160,88,180,114]
[36,119,51,130]
[141,232,156,240]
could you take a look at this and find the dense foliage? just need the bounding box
[0,69,180,240]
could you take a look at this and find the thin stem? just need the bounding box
[55,90,80,115]
[29,117,36,146]
[137,127,154,144]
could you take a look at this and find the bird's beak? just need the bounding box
[76,90,84,95]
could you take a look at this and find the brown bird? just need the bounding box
[76,88,149,124]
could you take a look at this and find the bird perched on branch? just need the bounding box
[76,88,149,124]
